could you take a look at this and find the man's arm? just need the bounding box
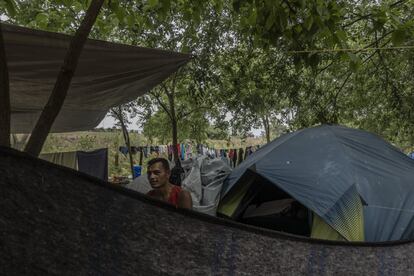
[177,190,192,209]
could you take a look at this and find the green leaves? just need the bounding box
[1,0,18,17]
[4,0,414,147]
[347,52,361,72]
[147,0,159,8]
[232,0,347,67]
[372,8,387,31]
[232,0,242,12]
[335,30,346,42]
[247,8,257,26]
[265,13,275,30]
[35,12,49,28]
[304,16,314,31]
[391,28,406,46]
[307,53,320,68]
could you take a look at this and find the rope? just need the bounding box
[286,45,414,54]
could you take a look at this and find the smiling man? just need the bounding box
[146,158,192,209]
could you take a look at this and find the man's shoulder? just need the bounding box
[147,189,156,196]
[178,188,191,199]
[177,187,192,209]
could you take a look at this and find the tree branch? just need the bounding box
[342,14,372,28]
[24,0,105,156]
[331,46,382,110]
[374,32,402,108]
[342,0,407,28]
[282,0,296,14]
[177,106,208,120]
[150,91,173,121]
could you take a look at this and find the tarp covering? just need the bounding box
[2,23,190,133]
[221,124,414,242]
[40,150,78,170]
[77,148,108,180]
[181,156,232,215]
[1,146,414,275]
[40,148,108,180]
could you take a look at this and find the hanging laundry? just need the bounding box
[168,145,173,161]
[159,145,166,155]
[238,148,244,165]
[40,151,78,170]
[186,143,192,159]
[119,146,128,156]
[119,146,139,155]
[228,149,234,160]
[154,146,160,157]
[77,148,108,180]
[131,146,139,154]
[139,147,144,166]
[196,144,202,155]
[143,146,148,158]
[232,149,237,168]
[173,144,180,162]
[181,143,185,160]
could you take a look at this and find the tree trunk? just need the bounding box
[0,23,10,147]
[114,151,119,169]
[139,147,143,166]
[115,108,135,179]
[24,0,105,156]
[168,92,180,165]
[262,115,270,143]
[167,89,184,186]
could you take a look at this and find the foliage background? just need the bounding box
[3,0,414,174]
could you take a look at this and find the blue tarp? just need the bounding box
[222,125,414,242]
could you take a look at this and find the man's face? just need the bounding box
[147,162,170,189]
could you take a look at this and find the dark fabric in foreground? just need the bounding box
[77,148,108,180]
[1,147,413,275]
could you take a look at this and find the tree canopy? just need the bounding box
[2,0,414,151]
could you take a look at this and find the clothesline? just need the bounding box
[119,143,262,154]
[286,45,414,54]
[119,143,263,167]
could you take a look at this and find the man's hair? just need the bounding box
[147,158,170,171]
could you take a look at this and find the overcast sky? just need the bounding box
[96,113,264,136]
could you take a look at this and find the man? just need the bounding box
[146,158,192,209]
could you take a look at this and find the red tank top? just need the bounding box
[148,186,182,207]
[168,186,182,207]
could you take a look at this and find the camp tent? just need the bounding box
[2,23,190,133]
[218,124,414,242]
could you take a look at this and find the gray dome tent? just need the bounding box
[218,125,414,242]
